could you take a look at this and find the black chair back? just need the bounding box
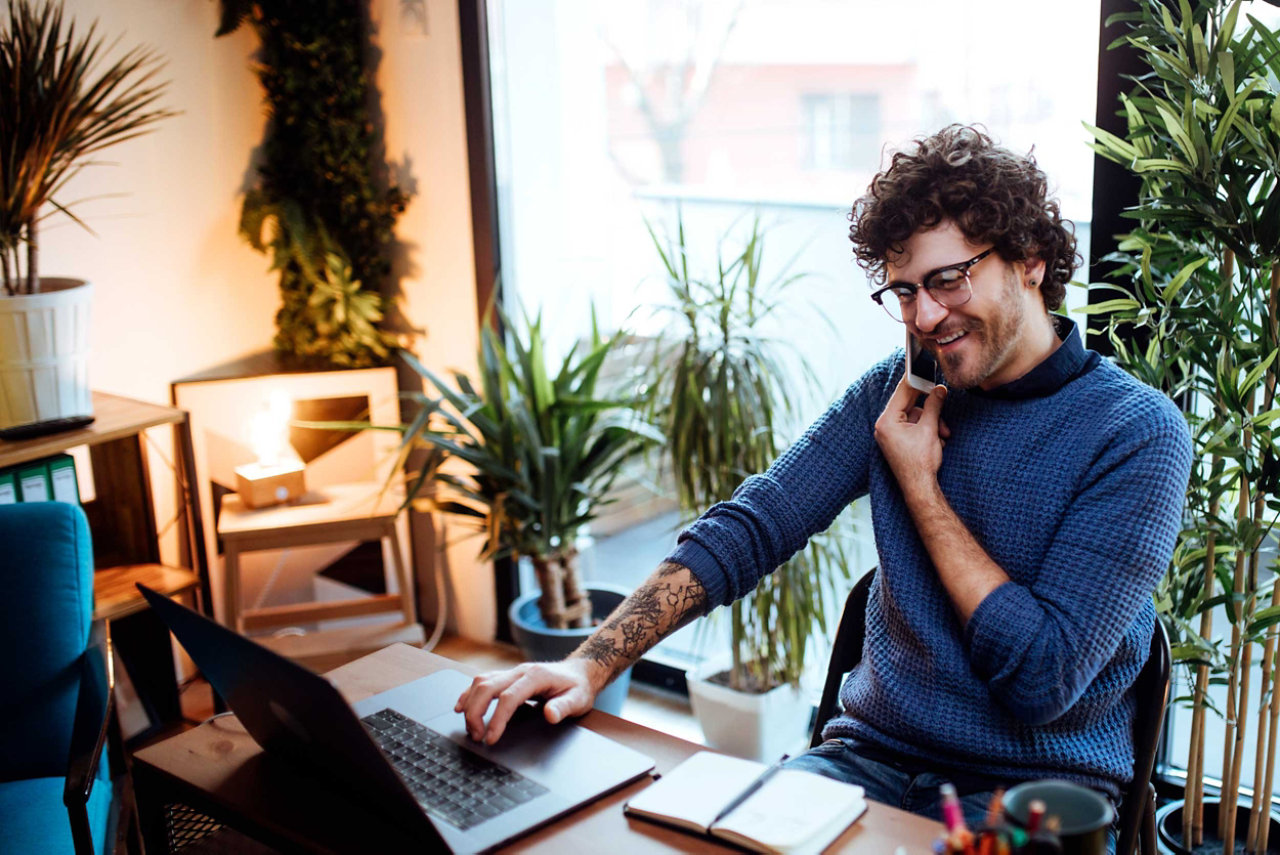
[1115,620,1170,855]
[807,567,1170,855]
[809,568,875,749]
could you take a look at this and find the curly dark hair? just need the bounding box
[849,125,1079,311]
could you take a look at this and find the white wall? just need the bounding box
[44,0,493,639]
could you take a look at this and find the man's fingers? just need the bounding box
[545,689,591,725]
[481,667,579,745]
[457,667,526,741]
[888,373,919,413]
[482,672,548,744]
[939,417,952,439]
[919,385,947,427]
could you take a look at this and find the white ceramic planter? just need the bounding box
[0,278,93,435]
[687,661,813,761]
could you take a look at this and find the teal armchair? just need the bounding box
[0,502,128,854]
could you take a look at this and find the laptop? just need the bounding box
[136,584,655,854]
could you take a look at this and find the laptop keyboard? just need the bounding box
[361,707,549,830]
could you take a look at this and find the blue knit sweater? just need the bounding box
[667,320,1192,799]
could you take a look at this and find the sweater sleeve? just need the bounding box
[666,356,896,606]
[963,394,1192,725]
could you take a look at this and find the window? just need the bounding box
[485,0,1101,675]
[802,93,881,171]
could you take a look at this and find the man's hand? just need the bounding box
[454,658,605,745]
[875,374,1008,623]
[874,375,950,494]
[454,561,708,746]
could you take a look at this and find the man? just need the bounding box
[454,126,1192,837]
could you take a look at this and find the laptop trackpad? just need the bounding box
[425,707,653,803]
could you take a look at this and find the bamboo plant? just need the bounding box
[338,308,664,630]
[645,215,853,693]
[0,0,173,295]
[1083,1,1280,850]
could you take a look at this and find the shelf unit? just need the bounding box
[0,391,213,736]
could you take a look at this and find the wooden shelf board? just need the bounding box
[94,563,200,622]
[241,594,404,631]
[0,392,186,468]
[256,621,425,673]
[218,482,404,539]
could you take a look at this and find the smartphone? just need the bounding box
[906,330,941,394]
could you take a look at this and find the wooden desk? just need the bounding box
[132,645,943,853]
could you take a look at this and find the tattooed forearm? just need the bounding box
[571,561,709,680]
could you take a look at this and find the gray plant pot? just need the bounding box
[1155,799,1280,854]
[507,583,632,715]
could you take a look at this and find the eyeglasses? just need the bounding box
[869,247,996,323]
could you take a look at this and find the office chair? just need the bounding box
[0,503,136,854]
[808,567,1170,855]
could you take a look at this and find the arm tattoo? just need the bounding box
[573,561,708,680]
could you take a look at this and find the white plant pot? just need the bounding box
[0,278,93,436]
[687,661,813,762]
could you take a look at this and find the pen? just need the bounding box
[940,782,967,835]
[977,789,1003,855]
[984,788,1004,827]
[1026,799,1046,834]
[709,754,790,827]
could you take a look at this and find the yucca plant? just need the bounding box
[0,0,172,295]
[645,215,852,693]
[1083,1,1280,851]
[337,307,664,630]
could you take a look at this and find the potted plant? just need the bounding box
[1083,1,1280,851]
[355,307,662,713]
[0,0,172,437]
[644,215,853,761]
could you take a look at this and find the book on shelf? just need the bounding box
[624,750,867,855]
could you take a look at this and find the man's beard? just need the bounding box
[934,278,1025,390]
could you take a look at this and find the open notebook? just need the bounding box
[624,751,867,855]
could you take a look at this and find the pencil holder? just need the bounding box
[1003,780,1113,855]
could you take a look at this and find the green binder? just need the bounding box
[16,462,51,502]
[48,454,80,504]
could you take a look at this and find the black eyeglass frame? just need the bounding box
[869,247,997,322]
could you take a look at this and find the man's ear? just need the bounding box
[1018,256,1047,289]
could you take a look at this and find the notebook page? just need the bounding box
[624,751,766,831]
[711,768,867,855]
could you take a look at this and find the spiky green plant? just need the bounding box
[0,0,173,295]
[1083,1,1280,850]
[645,215,853,693]
[312,307,663,629]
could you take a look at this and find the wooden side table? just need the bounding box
[217,482,424,667]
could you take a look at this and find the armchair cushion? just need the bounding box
[0,777,111,855]
[0,503,93,780]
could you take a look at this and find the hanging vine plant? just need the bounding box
[217,0,408,367]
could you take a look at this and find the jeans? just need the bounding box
[786,737,1118,855]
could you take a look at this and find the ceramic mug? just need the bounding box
[1003,779,1115,855]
